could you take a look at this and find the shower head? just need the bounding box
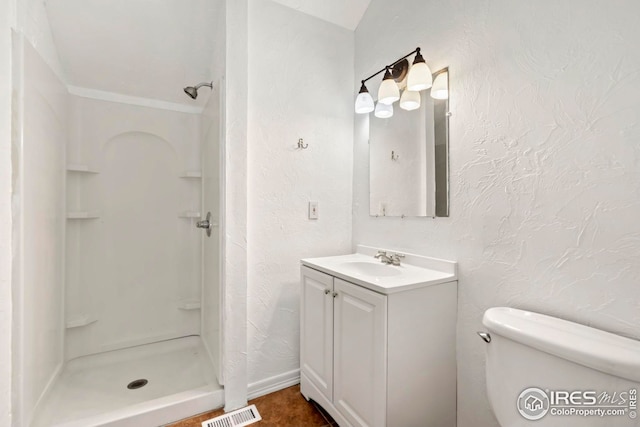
[184,86,198,99]
[183,81,213,99]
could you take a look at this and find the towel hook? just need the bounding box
[297,138,308,149]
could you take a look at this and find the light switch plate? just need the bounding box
[308,201,319,220]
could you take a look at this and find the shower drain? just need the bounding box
[127,379,148,390]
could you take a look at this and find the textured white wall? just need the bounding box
[222,0,249,411]
[354,1,640,426]
[19,0,64,80]
[267,0,371,31]
[247,0,353,386]
[0,1,15,425]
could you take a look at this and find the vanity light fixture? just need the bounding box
[431,70,449,100]
[407,48,433,91]
[378,67,400,105]
[355,47,433,115]
[399,89,421,111]
[374,101,393,118]
[355,82,375,113]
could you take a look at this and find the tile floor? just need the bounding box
[168,384,337,427]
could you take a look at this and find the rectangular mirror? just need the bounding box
[369,68,449,217]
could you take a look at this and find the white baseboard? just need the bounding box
[247,369,300,401]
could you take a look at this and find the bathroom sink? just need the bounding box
[339,261,402,277]
[301,245,457,294]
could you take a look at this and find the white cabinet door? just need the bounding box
[333,278,387,427]
[300,266,334,401]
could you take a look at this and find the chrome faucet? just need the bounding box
[374,250,393,264]
[390,253,405,266]
[374,251,405,266]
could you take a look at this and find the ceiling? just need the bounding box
[46,0,220,107]
[45,0,369,107]
[270,0,371,31]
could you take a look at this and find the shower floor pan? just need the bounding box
[32,336,223,427]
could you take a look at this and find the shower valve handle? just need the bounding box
[196,212,213,237]
[196,219,210,228]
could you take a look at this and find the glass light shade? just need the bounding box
[399,89,421,111]
[374,101,393,118]
[407,61,433,91]
[355,91,375,114]
[377,72,400,105]
[431,72,449,99]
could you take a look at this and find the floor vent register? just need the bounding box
[201,404,262,427]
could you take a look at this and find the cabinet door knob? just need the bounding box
[324,289,331,295]
[333,292,338,298]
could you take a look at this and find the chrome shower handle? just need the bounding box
[477,331,491,343]
[196,212,213,237]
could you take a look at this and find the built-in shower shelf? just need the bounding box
[67,163,99,174]
[180,171,202,178]
[67,211,100,219]
[66,314,97,329]
[177,300,201,310]
[178,211,201,218]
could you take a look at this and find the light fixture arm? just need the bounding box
[360,47,421,84]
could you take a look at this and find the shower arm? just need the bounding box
[193,82,213,90]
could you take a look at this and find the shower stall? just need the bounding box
[11,1,225,425]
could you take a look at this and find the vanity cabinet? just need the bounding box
[300,267,335,401]
[300,264,457,427]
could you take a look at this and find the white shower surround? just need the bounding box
[12,37,67,427]
[11,35,227,425]
[4,0,247,422]
[354,1,640,426]
[64,96,203,360]
[6,1,231,422]
[32,337,222,427]
[0,2,14,426]
[4,0,66,422]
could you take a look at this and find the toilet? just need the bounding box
[480,307,640,426]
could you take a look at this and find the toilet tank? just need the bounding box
[482,307,640,427]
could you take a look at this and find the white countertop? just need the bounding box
[301,245,457,295]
